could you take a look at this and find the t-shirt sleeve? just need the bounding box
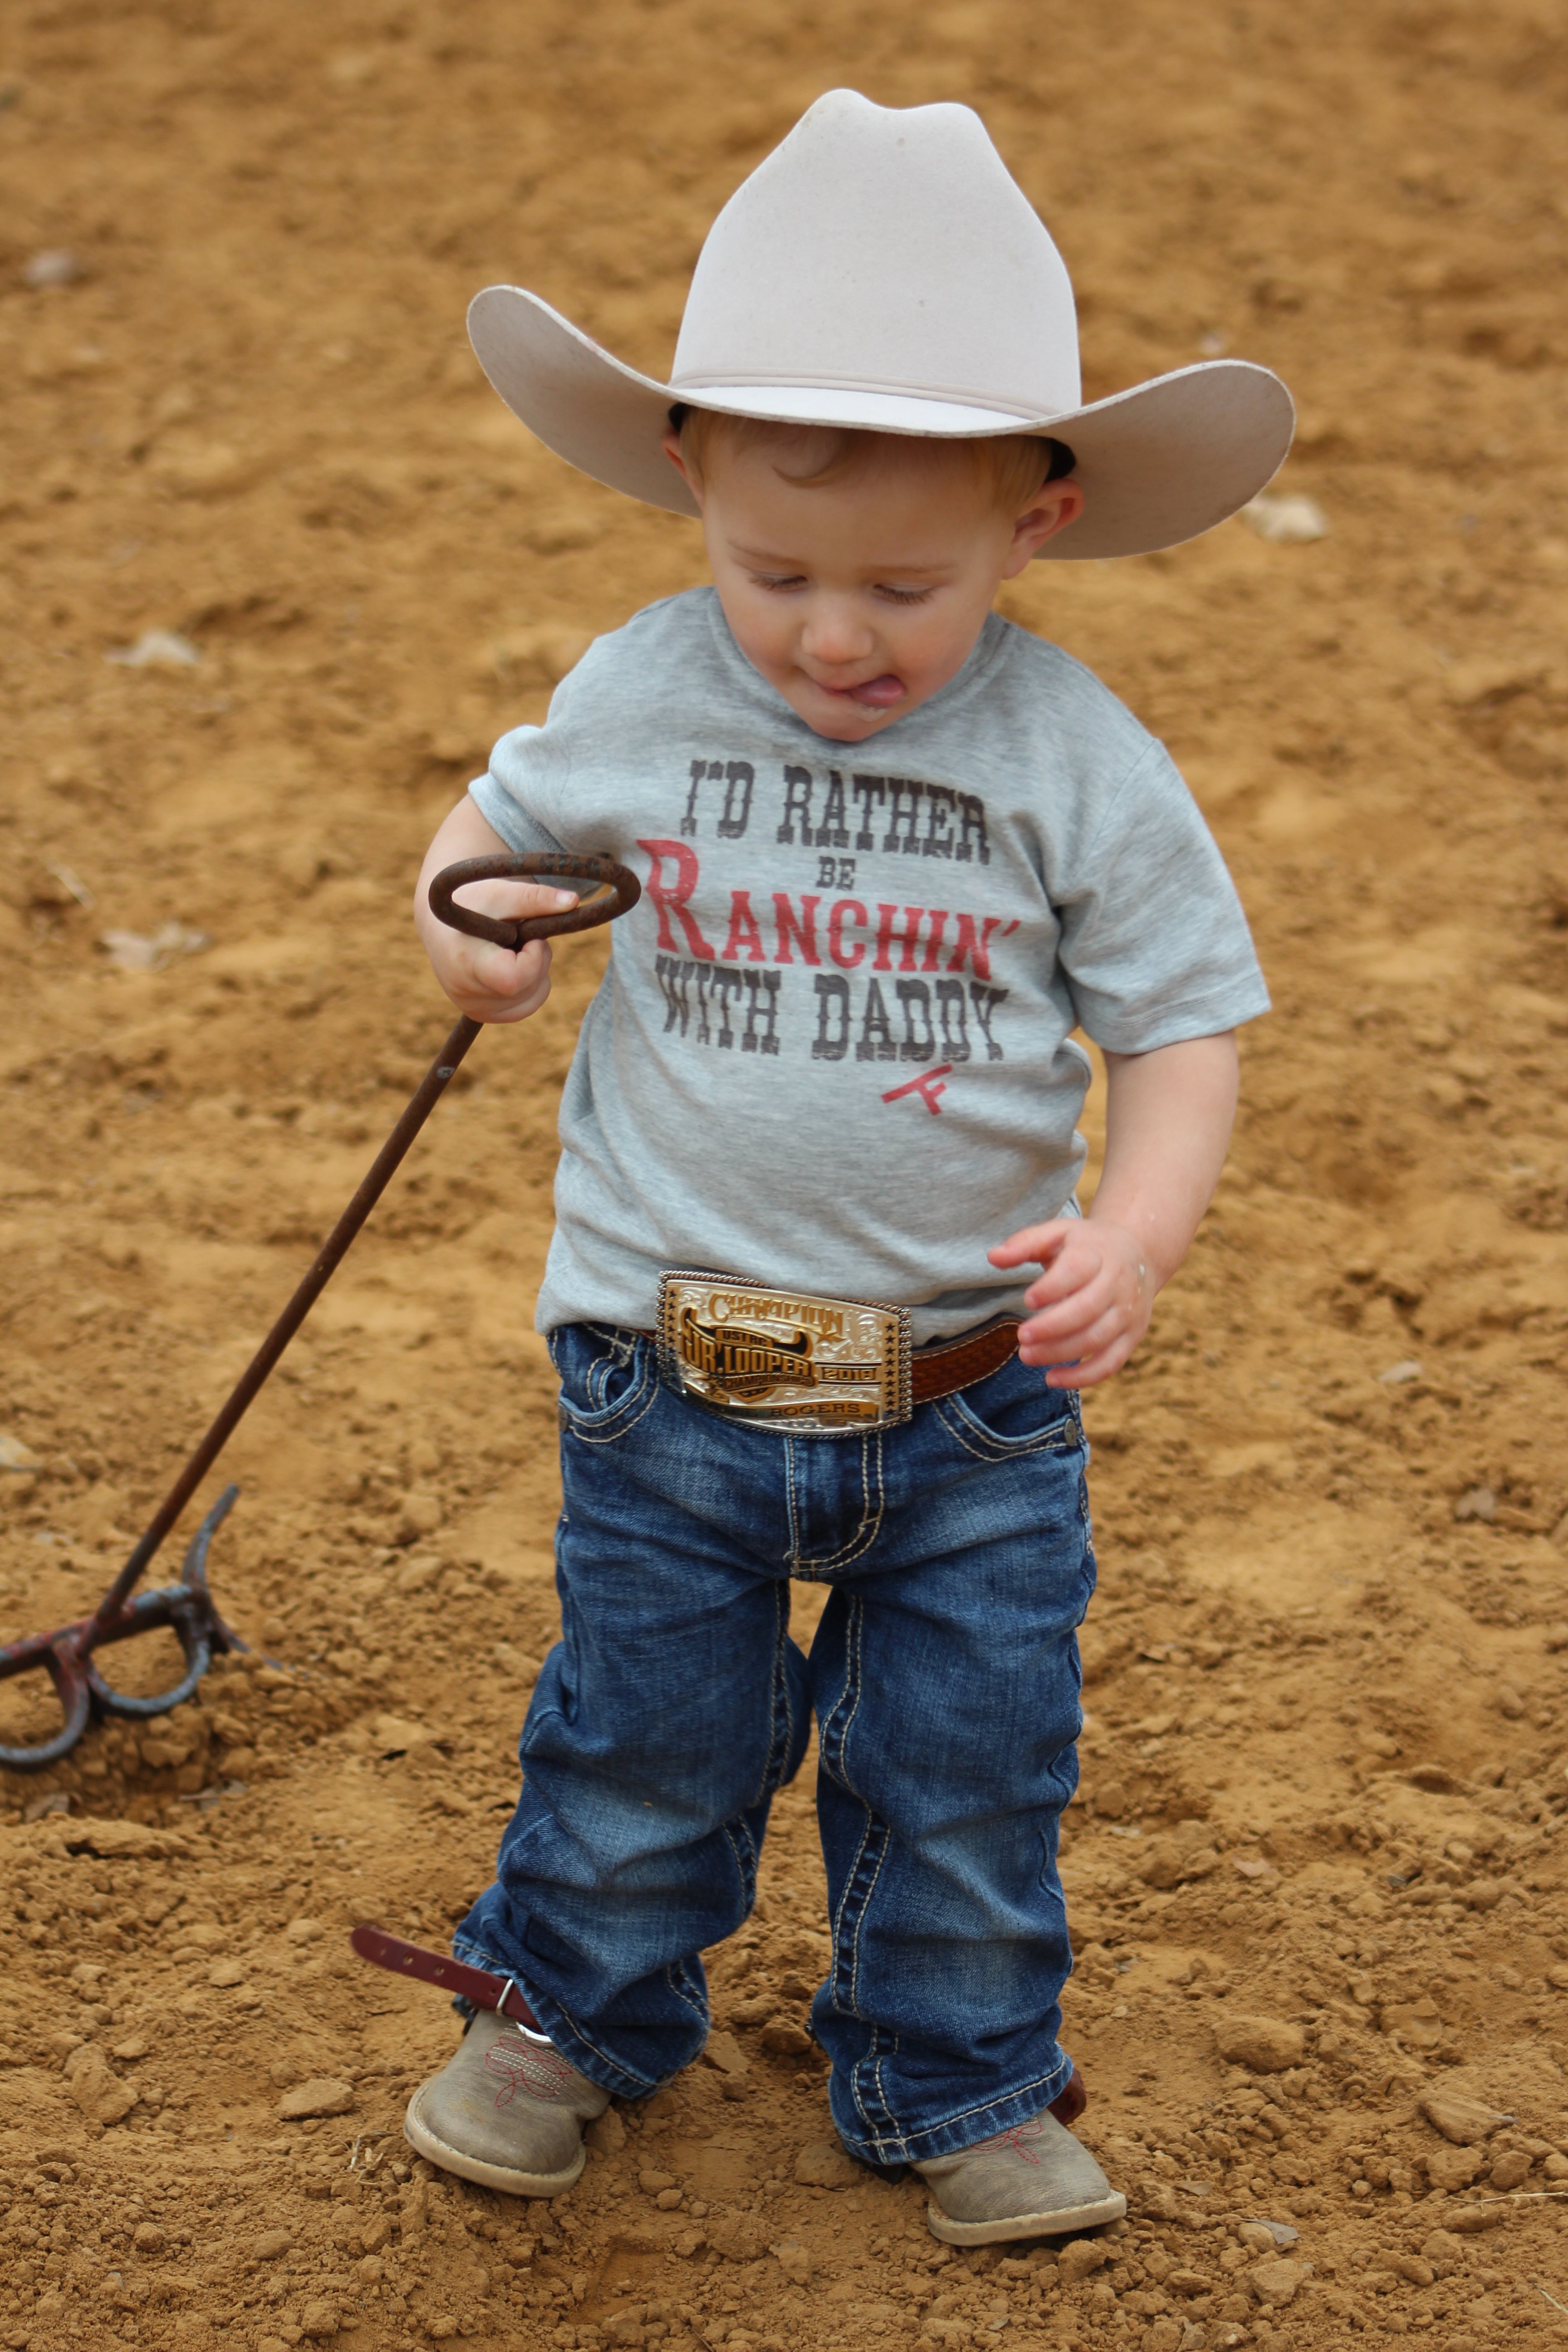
[468,723,570,856]
[467,642,615,854]
[1053,739,1270,1051]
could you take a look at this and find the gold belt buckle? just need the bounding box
[657,1271,912,1434]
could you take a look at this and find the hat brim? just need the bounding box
[467,285,1294,561]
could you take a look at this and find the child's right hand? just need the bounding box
[414,797,577,1025]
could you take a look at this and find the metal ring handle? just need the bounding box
[86,1607,213,1722]
[0,1638,92,1773]
[84,1488,239,1722]
[0,1487,243,1772]
[429,853,641,948]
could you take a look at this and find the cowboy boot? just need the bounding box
[404,2009,610,2196]
[913,2107,1126,2246]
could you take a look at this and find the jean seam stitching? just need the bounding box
[792,1432,884,1572]
[826,1597,882,2050]
[934,1395,1074,1461]
[931,1400,995,1460]
[784,1437,801,1572]
[665,1962,707,2031]
[721,1818,757,1911]
[772,1583,794,1797]
[564,1372,659,1446]
[915,2061,1077,2146]
[452,1933,510,1976]
[753,1582,793,1808]
[822,1630,861,2017]
[580,1328,632,1407]
[539,1993,652,2091]
[870,2033,904,2157]
[848,2013,900,2147]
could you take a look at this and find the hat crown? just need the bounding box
[671,90,1082,421]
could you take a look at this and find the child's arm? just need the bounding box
[414,796,579,1024]
[987,1030,1239,1390]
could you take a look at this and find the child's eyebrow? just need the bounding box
[728,539,957,577]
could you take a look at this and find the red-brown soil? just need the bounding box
[4,3,1568,2348]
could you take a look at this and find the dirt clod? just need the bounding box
[1058,2239,1111,2284]
[62,2043,134,2126]
[702,2028,750,2076]
[794,2139,856,2189]
[1448,2204,1507,2235]
[1420,2089,1514,2145]
[760,2018,813,2055]
[586,2107,627,2156]
[1424,2143,1485,2192]
[1213,2015,1306,2073]
[279,2078,356,2120]
[1249,2256,1309,2308]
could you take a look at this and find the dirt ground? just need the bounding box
[4,1,1568,2347]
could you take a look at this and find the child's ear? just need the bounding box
[662,431,704,508]
[1002,481,1084,576]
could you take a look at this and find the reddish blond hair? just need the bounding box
[672,406,1074,514]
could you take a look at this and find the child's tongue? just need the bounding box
[845,673,905,708]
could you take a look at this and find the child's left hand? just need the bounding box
[987,1217,1151,1388]
[985,1031,1241,1390]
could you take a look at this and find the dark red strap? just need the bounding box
[349,1923,539,2029]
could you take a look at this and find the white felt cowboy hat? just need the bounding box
[467,89,1294,560]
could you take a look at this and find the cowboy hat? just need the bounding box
[467,89,1293,560]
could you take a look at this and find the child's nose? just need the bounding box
[801,599,875,666]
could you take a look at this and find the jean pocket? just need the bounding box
[933,1357,1084,1460]
[549,1323,659,1445]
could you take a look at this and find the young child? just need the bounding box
[404,89,1289,2246]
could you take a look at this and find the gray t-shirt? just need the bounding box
[469,588,1268,1343]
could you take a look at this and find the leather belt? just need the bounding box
[350,1923,542,2032]
[909,1312,1022,1404]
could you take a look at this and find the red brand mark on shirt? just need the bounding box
[881,1063,954,1116]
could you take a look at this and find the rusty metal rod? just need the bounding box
[88,1012,482,1634]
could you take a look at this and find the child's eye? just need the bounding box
[750,572,806,593]
[877,584,934,605]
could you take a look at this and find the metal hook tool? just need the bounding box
[0,852,640,1770]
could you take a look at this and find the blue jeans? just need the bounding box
[456,1320,1094,2166]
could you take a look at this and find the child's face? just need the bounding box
[663,431,1083,743]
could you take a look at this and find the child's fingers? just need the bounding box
[1020,1292,1109,1358]
[1029,1296,1144,1377]
[1021,1242,1102,1308]
[1043,1337,1130,1390]
[471,937,549,997]
[441,937,554,1023]
[987,1220,1073,1271]
[457,879,579,926]
[1020,1270,1149,1360]
[1019,1280,1106,1346]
